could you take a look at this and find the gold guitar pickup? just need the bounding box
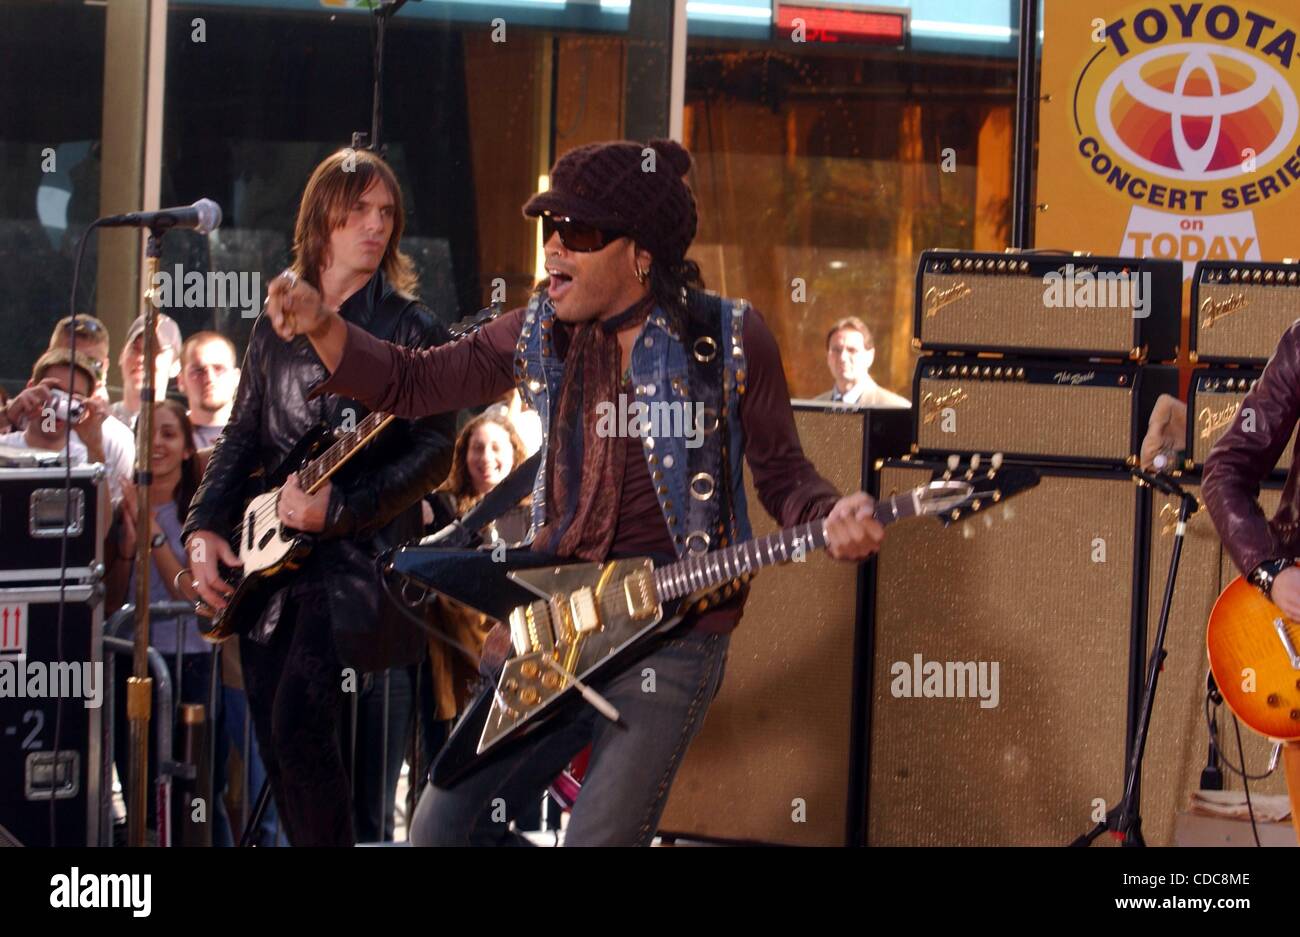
[569,587,601,634]
[508,601,555,655]
[623,567,658,620]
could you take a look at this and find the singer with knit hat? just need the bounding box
[262,138,885,846]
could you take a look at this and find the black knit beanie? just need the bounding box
[523,139,698,265]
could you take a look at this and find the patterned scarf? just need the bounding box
[533,295,654,560]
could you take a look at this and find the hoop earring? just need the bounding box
[635,264,648,285]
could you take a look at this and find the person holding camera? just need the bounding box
[0,348,113,496]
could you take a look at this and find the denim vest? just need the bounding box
[514,291,753,559]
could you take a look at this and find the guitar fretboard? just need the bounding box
[293,305,509,495]
[297,410,395,493]
[651,488,921,601]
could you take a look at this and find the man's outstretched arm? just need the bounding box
[267,270,519,417]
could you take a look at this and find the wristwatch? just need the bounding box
[1248,557,1294,599]
[150,532,167,550]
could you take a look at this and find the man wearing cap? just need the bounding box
[46,314,135,505]
[1,349,112,491]
[111,311,183,429]
[264,138,885,846]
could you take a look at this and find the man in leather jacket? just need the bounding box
[1197,323,1300,617]
[183,149,455,845]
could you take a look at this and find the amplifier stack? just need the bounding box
[1183,258,1300,473]
[870,248,1199,845]
[909,249,1182,468]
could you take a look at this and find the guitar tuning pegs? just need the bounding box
[970,454,981,470]
[947,454,960,472]
[982,513,993,528]
[1001,503,1015,521]
[991,453,1003,470]
[962,522,974,540]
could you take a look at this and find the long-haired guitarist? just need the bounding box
[182,149,456,846]
[263,139,884,846]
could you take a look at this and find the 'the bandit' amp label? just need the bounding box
[912,357,1175,464]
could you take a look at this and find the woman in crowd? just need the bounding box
[408,414,530,804]
[106,399,234,844]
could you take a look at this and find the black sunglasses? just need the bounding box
[541,213,627,253]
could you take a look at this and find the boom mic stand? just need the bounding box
[1071,468,1198,847]
[354,0,415,154]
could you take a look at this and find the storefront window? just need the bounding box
[685,5,1018,399]
[0,0,106,396]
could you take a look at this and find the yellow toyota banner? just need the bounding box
[1038,1,1300,279]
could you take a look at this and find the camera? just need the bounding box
[47,388,86,424]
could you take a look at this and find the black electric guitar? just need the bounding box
[388,454,1040,786]
[200,305,506,642]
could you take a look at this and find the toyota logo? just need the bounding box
[1095,42,1298,182]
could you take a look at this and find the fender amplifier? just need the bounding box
[1190,259,1300,366]
[913,250,1181,361]
[1185,369,1297,476]
[912,357,1177,465]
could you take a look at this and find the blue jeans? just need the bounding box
[410,630,729,847]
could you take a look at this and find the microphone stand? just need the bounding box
[355,0,413,155]
[1071,468,1199,847]
[126,229,165,847]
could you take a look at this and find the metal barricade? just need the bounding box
[103,602,201,847]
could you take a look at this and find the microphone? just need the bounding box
[99,198,222,234]
[1132,465,1197,509]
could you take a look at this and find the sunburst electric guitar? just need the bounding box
[200,306,504,642]
[1206,575,1300,838]
[387,454,1040,786]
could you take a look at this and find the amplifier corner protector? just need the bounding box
[911,338,922,350]
[873,458,885,471]
[1189,351,1199,364]
[1125,455,1137,468]
[909,443,919,455]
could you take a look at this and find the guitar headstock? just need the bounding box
[921,453,1041,527]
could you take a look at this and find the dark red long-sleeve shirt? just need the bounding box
[315,305,842,631]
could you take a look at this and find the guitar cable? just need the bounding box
[378,565,484,668]
[1202,687,1271,846]
[1232,714,1262,848]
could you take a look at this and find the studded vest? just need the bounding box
[514,290,753,560]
